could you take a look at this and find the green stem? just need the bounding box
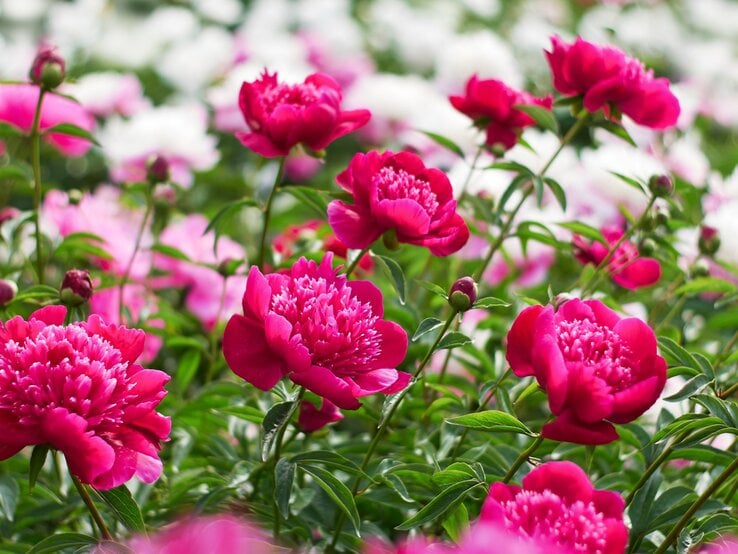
[70,475,112,541]
[257,157,286,271]
[626,431,688,505]
[118,190,153,323]
[459,144,484,197]
[30,88,46,284]
[655,456,738,554]
[344,246,371,278]
[502,433,544,483]
[272,387,305,538]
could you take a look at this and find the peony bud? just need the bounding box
[648,174,673,198]
[29,45,66,90]
[689,259,710,278]
[653,204,670,226]
[638,237,657,257]
[698,225,720,257]
[59,269,93,306]
[448,276,477,312]
[0,279,18,306]
[147,155,170,184]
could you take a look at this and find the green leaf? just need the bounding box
[274,458,295,519]
[0,476,19,521]
[29,445,49,491]
[418,130,465,158]
[205,199,259,235]
[663,374,713,402]
[609,171,647,194]
[8,284,59,305]
[412,317,444,341]
[651,414,726,444]
[596,120,636,146]
[44,123,99,145]
[373,254,406,305]
[533,175,545,206]
[442,503,469,543]
[445,410,535,435]
[261,401,295,462]
[658,337,702,373]
[544,177,567,211]
[514,104,559,134]
[496,174,529,218]
[291,450,365,477]
[94,485,145,532]
[436,332,472,350]
[27,533,99,554]
[219,405,264,424]
[432,462,480,487]
[395,480,483,530]
[150,243,192,262]
[301,464,360,534]
[175,349,202,392]
[0,122,23,138]
[675,278,737,296]
[416,280,448,299]
[487,161,533,175]
[472,296,510,309]
[557,221,607,244]
[692,394,737,426]
[0,164,32,183]
[281,186,330,217]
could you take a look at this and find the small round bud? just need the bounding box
[147,155,170,185]
[382,229,400,251]
[29,45,66,90]
[60,269,93,306]
[448,277,477,312]
[638,237,657,257]
[217,258,243,277]
[653,204,670,226]
[0,279,18,306]
[698,225,720,257]
[489,142,507,158]
[689,259,711,279]
[648,174,673,198]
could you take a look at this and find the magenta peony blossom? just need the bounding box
[481,461,628,554]
[506,298,667,444]
[545,36,680,129]
[0,306,170,489]
[700,538,738,553]
[327,150,469,256]
[236,70,371,157]
[223,254,409,410]
[0,83,95,156]
[573,226,661,289]
[298,399,344,432]
[450,75,553,151]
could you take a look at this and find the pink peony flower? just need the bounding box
[298,399,344,432]
[236,70,371,157]
[450,76,553,151]
[223,254,409,410]
[545,36,680,129]
[0,83,95,156]
[700,538,738,553]
[573,226,661,289]
[506,298,667,444]
[327,150,469,256]
[481,461,628,554]
[0,306,170,490]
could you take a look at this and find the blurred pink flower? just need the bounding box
[700,537,738,553]
[0,306,170,489]
[63,72,148,117]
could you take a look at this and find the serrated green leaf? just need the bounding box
[436,332,471,350]
[514,104,559,134]
[44,123,99,145]
[445,410,535,435]
[373,254,406,305]
[301,464,360,534]
[418,130,465,158]
[261,401,295,462]
[27,533,99,554]
[412,317,444,341]
[274,458,295,519]
[395,480,483,530]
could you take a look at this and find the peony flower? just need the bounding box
[481,461,628,554]
[236,70,371,157]
[506,298,667,444]
[573,226,661,289]
[223,254,409,410]
[449,76,553,151]
[0,83,95,156]
[0,306,170,490]
[545,36,680,129]
[700,537,738,553]
[327,150,469,256]
[297,399,344,432]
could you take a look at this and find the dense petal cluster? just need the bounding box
[450,76,553,151]
[0,306,170,489]
[573,226,661,289]
[236,71,371,157]
[506,298,667,444]
[328,150,469,256]
[223,254,409,410]
[545,36,680,129]
[481,461,628,554]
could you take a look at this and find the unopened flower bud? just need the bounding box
[59,269,93,306]
[638,237,657,256]
[648,174,673,198]
[448,277,477,312]
[0,279,18,306]
[653,204,670,226]
[147,155,170,185]
[698,225,720,257]
[489,142,507,158]
[689,259,710,278]
[29,45,66,90]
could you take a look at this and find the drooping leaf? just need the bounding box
[514,104,559,135]
[0,476,19,521]
[373,254,406,305]
[274,458,295,519]
[445,410,535,436]
[44,123,99,145]
[395,480,483,530]
[301,464,361,534]
[29,445,49,491]
[261,401,295,462]
[418,130,465,158]
[436,332,472,350]
[27,534,99,554]
[412,317,444,341]
[94,485,146,532]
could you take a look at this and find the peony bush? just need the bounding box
[0,1,737,553]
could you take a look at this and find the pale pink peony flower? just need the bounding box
[62,72,148,117]
[0,306,170,490]
[0,83,95,156]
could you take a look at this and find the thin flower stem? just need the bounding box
[720,381,738,400]
[257,157,286,271]
[70,475,112,541]
[502,433,544,483]
[459,144,484,197]
[625,430,689,506]
[654,456,738,554]
[118,190,153,323]
[344,246,371,278]
[272,387,305,538]
[30,88,46,284]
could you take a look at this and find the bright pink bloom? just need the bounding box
[545,36,680,129]
[573,226,661,289]
[236,71,371,157]
[700,538,738,553]
[0,306,170,490]
[328,150,469,256]
[298,399,344,432]
[506,298,667,444]
[481,461,628,554]
[223,254,409,410]
[450,76,553,150]
[0,83,95,156]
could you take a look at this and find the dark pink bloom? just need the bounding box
[236,71,371,157]
[0,84,95,156]
[0,306,170,489]
[506,298,667,445]
[481,461,628,554]
[573,226,661,289]
[298,399,344,432]
[327,150,469,256]
[450,76,553,150]
[223,254,409,410]
[545,36,680,129]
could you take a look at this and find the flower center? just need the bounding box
[270,274,381,374]
[261,83,321,113]
[502,489,609,553]
[374,167,439,215]
[556,318,633,390]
